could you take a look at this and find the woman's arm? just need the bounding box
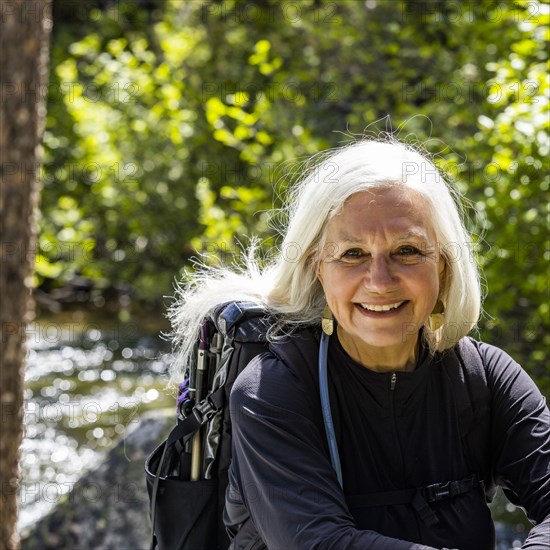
[481,342,550,548]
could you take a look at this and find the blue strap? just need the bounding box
[318,332,343,487]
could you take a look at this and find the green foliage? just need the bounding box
[466,6,549,392]
[41,0,548,386]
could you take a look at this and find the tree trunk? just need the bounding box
[0,1,52,548]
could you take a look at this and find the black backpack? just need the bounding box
[145,302,272,550]
[145,301,494,550]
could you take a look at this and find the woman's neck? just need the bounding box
[336,325,419,373]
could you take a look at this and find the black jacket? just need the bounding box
[224,329,550,549]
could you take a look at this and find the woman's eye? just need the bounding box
[342,248,364,259]
[398,246,419,255]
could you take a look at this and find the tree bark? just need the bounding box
[0,1,52,548]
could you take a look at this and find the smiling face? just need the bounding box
[317,187,445,371]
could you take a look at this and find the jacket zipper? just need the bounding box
[390,371,425,540]
[390,372,397,391]
[389,372,406,484]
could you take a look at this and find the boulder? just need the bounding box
[21,414,173,549]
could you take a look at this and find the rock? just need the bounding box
[21,414,174,549]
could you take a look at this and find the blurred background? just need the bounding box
[20,0,548,547]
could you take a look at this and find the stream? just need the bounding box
[19,309,173,533]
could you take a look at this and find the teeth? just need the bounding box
[361,301,404,312]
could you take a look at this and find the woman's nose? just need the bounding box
[364,256,397,293]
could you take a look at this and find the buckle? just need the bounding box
[192,396,220,425]
[423,481,451,502]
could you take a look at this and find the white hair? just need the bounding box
[168,139,482,377]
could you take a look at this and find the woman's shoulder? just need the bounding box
[463,337,545,400]
[464,337,517,367]
[461,337,522,378]
[242,325,321,381]
[269,325,320,366]
[230,326,322,410]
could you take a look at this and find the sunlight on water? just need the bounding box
[18,314,173,531]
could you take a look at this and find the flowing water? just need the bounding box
[18,309,531,546]
[19,309,173,532]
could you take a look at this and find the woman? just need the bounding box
[171,140,549,549]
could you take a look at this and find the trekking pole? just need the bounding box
[190,321,209,481]
[199,331,222,479]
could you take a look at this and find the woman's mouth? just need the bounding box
[356,301,408,316]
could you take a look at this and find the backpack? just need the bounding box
[145,302,271,550]
[145,301,494,550]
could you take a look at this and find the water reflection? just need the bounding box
[19,311,173,531]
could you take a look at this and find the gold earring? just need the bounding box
[428,299,445,331]
[322,303,334,335]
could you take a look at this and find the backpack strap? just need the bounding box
[167,387,225,446]
[446,337,495,500]
[347,473,481,527]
